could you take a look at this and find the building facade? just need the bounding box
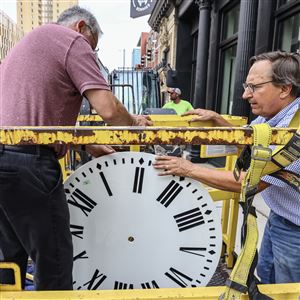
[149,0,300,119]
[0,10,23,62]
[132,47,141,68]
[137,32,149,68]
[17,0,78,34]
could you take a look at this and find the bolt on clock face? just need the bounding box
[64,152,222,290]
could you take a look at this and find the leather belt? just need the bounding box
[0,145,56,156]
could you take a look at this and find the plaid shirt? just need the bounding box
[250,98,300,225]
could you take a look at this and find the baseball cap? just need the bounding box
[167,87,181,95]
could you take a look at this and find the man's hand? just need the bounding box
[152,155,195,177]
[182,109,231,126]
[131,114,153,126]
[86,145,116,157]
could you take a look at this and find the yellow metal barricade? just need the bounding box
[0,261,299,299]
[0,262,22,291]
[0,126,299,300]
[75,114,247,267]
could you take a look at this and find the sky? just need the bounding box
[0,0,151,71]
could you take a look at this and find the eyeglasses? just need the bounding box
[242,80,274,93]
[86,24,99,52]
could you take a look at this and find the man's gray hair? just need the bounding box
[57,6,103,38]
[250,51,300,97]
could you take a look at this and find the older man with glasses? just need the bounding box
[0,5,151,291]
[153,51,300,284]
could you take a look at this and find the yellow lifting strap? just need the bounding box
[261,109,300,176]
[221,123,273,300]
[233,108,300,190]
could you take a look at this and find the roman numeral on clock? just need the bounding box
[70,224,84,239]
[165,267,193,287]
[83,269,107,290]
[67,189,97,217]
[133,167,145,194]
[141,280,159,289]
[179,247,206,257]
[73,250,88,261]
[157,180,183,207]
[114,281,134,289]
[174,207,204,232]
[99,172,113,196]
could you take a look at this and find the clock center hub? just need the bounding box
[128,236,135,242]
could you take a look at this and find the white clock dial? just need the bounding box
[64,152,222,290]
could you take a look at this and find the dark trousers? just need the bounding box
[0,146,73,290]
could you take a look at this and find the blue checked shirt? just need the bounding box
[251,98,300,225]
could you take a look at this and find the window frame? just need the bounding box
[273,0,300,50]
[215,0,240,113]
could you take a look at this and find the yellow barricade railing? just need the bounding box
[0,262,22,291]
[76,114,245,268]
[0,125,299,300]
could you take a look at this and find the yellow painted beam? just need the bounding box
[77,114,248,127]
[1,283,299,300]
[0,127,296,146]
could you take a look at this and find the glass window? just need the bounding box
[190,33,198,102]
[220,45,237,114]
[217,3,240,114]
[222,4,240,40]
[278,0,294,7]
[278,12,300,52]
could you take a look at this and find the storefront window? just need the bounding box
[278,12,300,52]
[220,45,237,114]
[222,4,240,40]
[190,33,198,103]
[278,0,295,7]
[218,3,240,114]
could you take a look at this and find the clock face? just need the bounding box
[64,152,222,290]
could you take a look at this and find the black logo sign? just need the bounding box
[130,0,156,19]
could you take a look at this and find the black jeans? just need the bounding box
[0,146,73,290]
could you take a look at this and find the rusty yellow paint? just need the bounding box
[1,283,299,299]
[0,127,296,145]
[77,115,103,122]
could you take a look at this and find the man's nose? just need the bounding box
[242,89,252,100]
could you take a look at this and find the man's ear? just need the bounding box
[280,84,293,99]
[74,20,86,33]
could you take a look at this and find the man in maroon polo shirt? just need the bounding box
[0,5,151,290]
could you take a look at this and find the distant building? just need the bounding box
[132,47,141,68]
[149,0,300,120]
[0,10,23,62]
[17,0,78,34]
[137,32,149,68]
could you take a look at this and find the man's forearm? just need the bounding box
[103,98,134,126]
[84,89,134,126]
[187,166,270,193]
[188,166,244,193]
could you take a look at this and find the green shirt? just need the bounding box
[162,100,194,115]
